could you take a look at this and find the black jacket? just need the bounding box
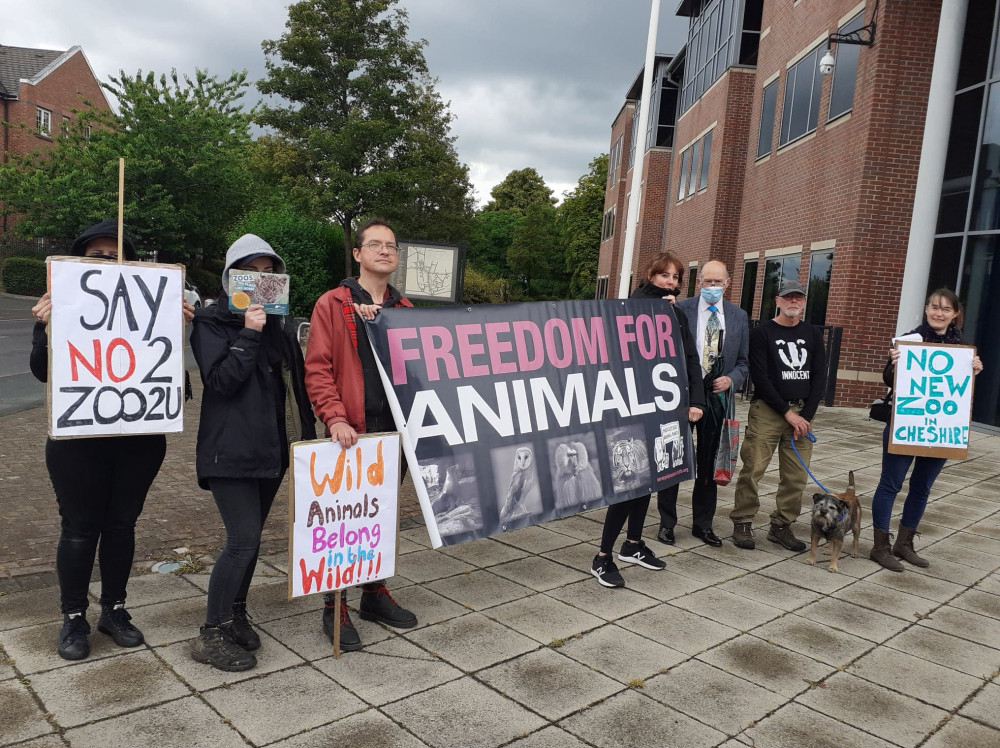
[191,297,316,489]
[630,282,706,410]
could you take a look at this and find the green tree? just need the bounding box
[507,202,567,300]
[256,0,473,276]
[558,154,607,299]
[466,209,521,278]
[0,70,254,261]
[483,167,556,215]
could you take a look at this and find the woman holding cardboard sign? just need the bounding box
[30,219,194,661]
[190,234,316,672]
[869,289,984,572]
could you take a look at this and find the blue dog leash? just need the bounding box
[789,431,831,494]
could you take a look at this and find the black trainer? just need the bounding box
[591,554,625,588]
[230,601,261,651]
[57,612,91,661]
[322,596,362,651]
[359,584,417,628]
[97,602,144,647]
[191,623,257,671]
[767,522,807,552]
[617,540,666,570]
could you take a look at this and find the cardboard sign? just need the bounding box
[47,257,185,438]
[889,341,976,459]
[288,434,400,599]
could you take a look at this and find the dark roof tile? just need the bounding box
[0,44,66,99]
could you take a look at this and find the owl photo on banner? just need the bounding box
[493,444,541,522]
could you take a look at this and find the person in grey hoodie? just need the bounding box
[189,234,316,672]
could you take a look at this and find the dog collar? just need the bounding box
[836,509,849,522]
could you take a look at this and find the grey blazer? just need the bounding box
[675,297,750,390]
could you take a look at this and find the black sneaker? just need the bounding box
[322,596,362,651]
[359,584,417,628]
[230,601,261,651]
[191,624,257,672]
[97,602,144,647]
[57,612,91,661]
[617,540,666,570]
[767,522,807,552]
[591,554,625,588]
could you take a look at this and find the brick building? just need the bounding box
[0,44,110,237]
[597,0,1000,431]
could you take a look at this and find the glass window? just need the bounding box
[657,85,679,147]
[699,130,712,190]
[689,139,702,196]
[687,266,698,298]
[928,236,963,296]
[757,81,778,158]
[780,46,823,147]
[36,107,52,135]
[760,255,801,320]
[828,13,865,119]
[595,276,610,300]
[601,208,616,242]
[971,81,1000,231]
[805,250,833,325]
[608,136,622,188]
[960,0,997,91]
[628,99,641,170]
[740,259,758,316]
[959,235,999,426]
[937,88,985,233]
[680,0,742,111]
[678,148,691,201]
[739,0,763,65]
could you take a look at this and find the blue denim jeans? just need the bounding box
[871,426,946,532]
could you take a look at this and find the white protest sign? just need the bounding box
[289,434,400,599]
[890,341,976,459]
[47,257,185,437]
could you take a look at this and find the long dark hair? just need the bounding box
[925,288,964,331]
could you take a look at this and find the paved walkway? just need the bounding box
[1,405,998,747]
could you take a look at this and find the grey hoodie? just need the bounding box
[221,234,286,294]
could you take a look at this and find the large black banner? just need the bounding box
[368,299,694,547]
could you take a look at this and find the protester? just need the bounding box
[29,219,194,660]
[661,260,749,547]
[590,253,705,587]
[190,234,316,672]
[730,279,826,551]
[305,218,418,650]
[870,289,984,571]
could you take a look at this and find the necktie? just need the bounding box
[703,305,720,374]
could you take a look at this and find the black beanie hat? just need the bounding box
[70,219,138,261]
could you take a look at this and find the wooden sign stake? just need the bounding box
[117,158,125,263]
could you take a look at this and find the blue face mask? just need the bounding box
[700,286,724,304]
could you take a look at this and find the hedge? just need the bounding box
[1,256,47,297]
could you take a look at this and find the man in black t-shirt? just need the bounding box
[730,280,826,552]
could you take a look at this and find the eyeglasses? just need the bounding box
[361,240,399,254]
[701,280,726,287]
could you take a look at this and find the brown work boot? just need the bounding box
[767,521,806,552]
[893,525,929,567]
[870,529,904,572]
[732,521,755,550]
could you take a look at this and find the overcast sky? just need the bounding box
[6,0,688,204]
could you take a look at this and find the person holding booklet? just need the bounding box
[869,289,984,571]
[190,234,316,672]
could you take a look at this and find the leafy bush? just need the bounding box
[186,267,220,303]
[462,266,510,305]
[230,210,344,317]
[1,256,46,296]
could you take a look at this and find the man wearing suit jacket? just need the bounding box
[657,260,749,547]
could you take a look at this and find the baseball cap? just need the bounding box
[776,280,807,297]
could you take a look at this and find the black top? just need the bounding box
[749,319,826,421]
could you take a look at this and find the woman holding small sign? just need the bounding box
[30,219,195,661]
[869,289,984,572]
[190,234,316,672]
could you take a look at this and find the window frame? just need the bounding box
[779,44,824,148]
[601,207,616,242]
[757,80,779,158]
[828,12,866,120]
[36,107,52,136]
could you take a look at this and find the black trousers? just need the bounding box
[657,415,719,532]
[46,435,166,614]
[599,494,651,554]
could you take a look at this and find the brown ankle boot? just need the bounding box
[870,529,903,572]
[893,525,929,567]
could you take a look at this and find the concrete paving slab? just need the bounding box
[883,625,1000,679]
[488,555,590,591]
[543,515,604,542]
[539,541,602,572]
[950,588,1000,619]
[0,652,14,681]
[0,619,132,675]
[62,694,246,748]
[182,561,283,594]
[200,665,365,745]
[384,583,471,629]
[831,579,939,622]
[848,647,983,710]
[382,677,546,748]
[0,678,53,744]
[544,579,658,622]
[423,569,534,611]
[690,542,784,571]
[234,580,325,623]
[923,715,1000,748]
[505,726,590,748]
[89,572,201,609]
[759,558,857,594]
[717,573,823,612]
[919,605,1000,649]
[966,518,1000,540]
[559,689,725,748]
[864,566,969,604]
[403,612,537,671]
[29,649,188,728]
[910,555,994,587]
[976,575,1000,596]
[392,549,474,584]
[643,658,786,736]
[478,648,622,721]
[435,537,528,568]
[617,603,739,656]
[944,530,1000,557]
[741,702,897,748]
[494,525,581,554]
[662,551,745,584]
[0,587,61,631]
[796,596,910,643]
[257,607,391,661]
[698,634,834,698]
[128,595,204,647]
[923,540,999,571]
[267,708,431,747]
[612,567,710,602]
[4,737,63,748]
[398,527,432,549]
[557,624,687,683]
[481,594,605,644]
[797,671,948,747]
[670,586,783,631]
[960,681,1000,731]
[751,614,875,668]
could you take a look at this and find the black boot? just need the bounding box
[322,593,362,651]
[57,611,91,661]
[97,602,144,647]
[359,583,417,628]
[230,601,261,651]
[191,623,257,671]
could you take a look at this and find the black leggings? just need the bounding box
[46,435,167,614]
[204,475,284,626]
[600,494,651,554]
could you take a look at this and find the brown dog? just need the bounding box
[805,471,861,572]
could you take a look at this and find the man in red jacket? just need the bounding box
[305,218,417,651]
